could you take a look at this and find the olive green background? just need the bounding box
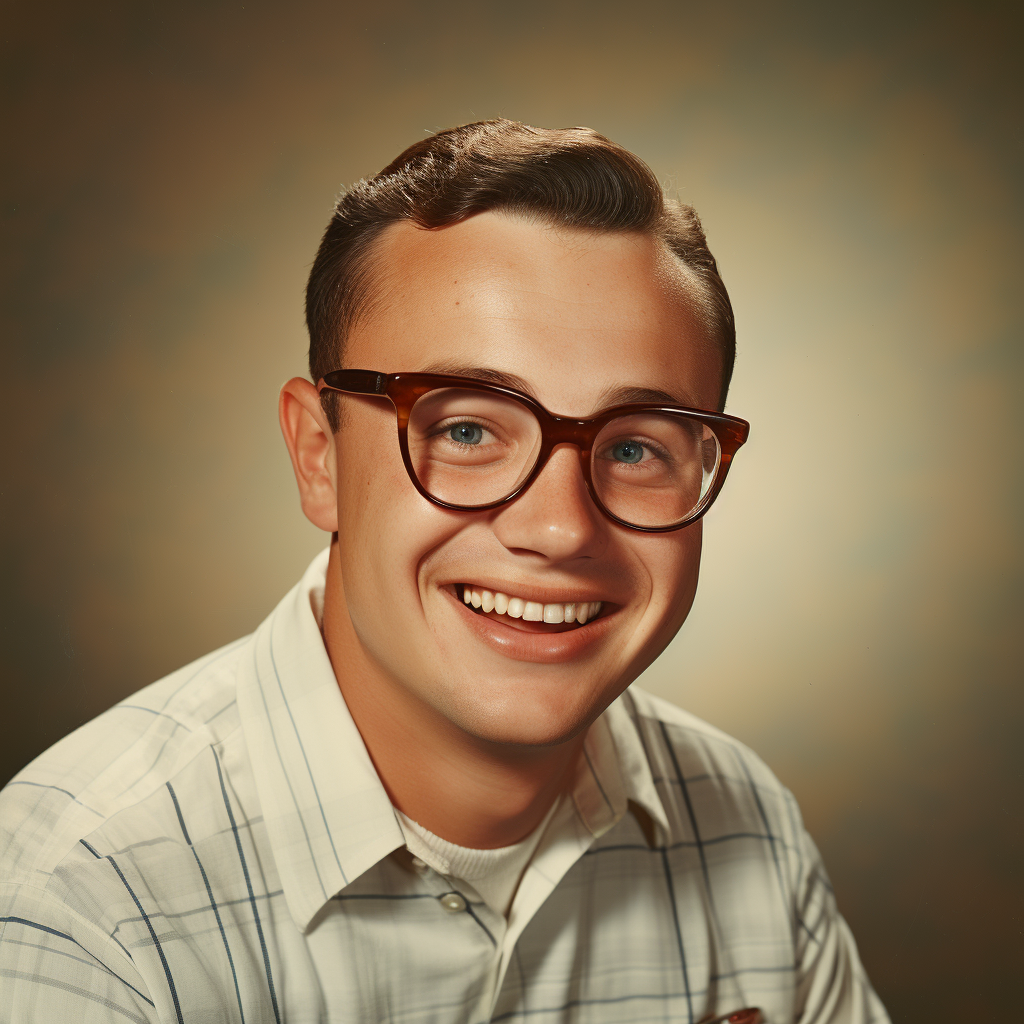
[2,0,1021,1018]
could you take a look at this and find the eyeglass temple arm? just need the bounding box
[319,369,388,395]
[317,370,389,393]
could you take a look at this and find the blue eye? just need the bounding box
[449,422,484,445]
[611,441,644,464]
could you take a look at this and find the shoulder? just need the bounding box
[623,684,788,789]
[0,635,250,886]
[620,685,803,847]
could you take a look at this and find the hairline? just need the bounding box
[330,209,727,399]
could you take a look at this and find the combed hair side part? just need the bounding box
[306,120,735,429]
[659,198,736,405]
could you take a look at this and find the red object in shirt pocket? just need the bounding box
[699,1010,762,1024]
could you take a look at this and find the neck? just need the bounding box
[320,544,584,849]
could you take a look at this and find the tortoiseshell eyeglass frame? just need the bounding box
[316,369,750,533]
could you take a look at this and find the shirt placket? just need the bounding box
[405,854,510,1022]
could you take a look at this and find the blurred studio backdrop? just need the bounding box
[2,0,1021,1018]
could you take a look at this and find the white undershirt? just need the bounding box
[396,797,561,918]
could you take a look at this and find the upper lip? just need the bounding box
[444,578,621,606]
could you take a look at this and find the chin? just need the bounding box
[439,677,611,749]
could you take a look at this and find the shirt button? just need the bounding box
[439,891,467,913]
[410,856,428,874]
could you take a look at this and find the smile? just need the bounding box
[459,585,603,625]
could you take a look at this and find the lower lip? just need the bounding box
[444,589,617,664]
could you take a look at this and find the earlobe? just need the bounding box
[278,377,339,533]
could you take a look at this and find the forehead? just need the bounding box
[346,211,721,414]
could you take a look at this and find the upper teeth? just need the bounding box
[462,587,602,624]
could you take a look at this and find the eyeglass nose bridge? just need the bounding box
[392,397,607,520]
[514,409,607,513]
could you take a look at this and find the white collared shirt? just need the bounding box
[0,551,888,1023]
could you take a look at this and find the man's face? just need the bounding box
[331,212,721,747]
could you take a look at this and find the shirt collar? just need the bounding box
[578,692,672,846]
[236,549,405,932]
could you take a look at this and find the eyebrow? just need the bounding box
[598,384,695,408]
[420,362,539,397]
[418,361,696,412]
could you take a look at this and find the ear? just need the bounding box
[279,378,339,532]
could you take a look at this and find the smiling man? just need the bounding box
[0,122,887,1023]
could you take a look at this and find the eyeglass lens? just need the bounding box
[407,388,721,528]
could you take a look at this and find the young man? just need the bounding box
[0,121,887,1023]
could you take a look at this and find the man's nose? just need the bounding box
[490,445,608,562]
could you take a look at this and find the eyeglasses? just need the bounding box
[316,369,750,533]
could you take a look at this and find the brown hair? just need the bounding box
[306,119,735,428]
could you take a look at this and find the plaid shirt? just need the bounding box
[0,551,888,1023]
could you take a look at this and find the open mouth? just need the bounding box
[456,584,605,632]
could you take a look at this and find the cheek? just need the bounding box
[634,527,704,680]
[334,420,411,605]
[638,525,703,619]
[333,428,460,618]
[334,404,410,535]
